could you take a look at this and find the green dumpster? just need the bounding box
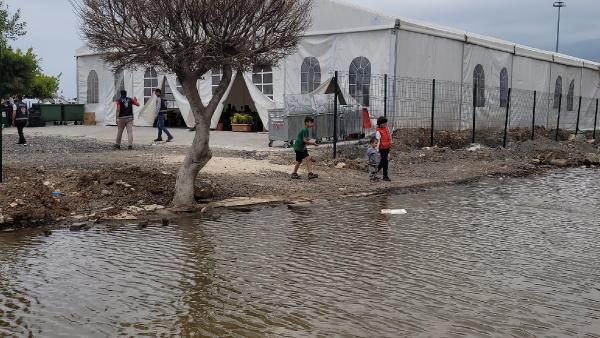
[63,104,85,124]
[40,104,62,123]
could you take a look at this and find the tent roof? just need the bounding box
[75,0,600,71]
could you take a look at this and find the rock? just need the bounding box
[587,139,596,144]
[9,202,18,208]
[43,230,52,237]
[101,189,112,196]
[550,159,569,167]
[583,153,600,165]
[161,218,170,226]
[568,134,577,141]
[36,165,46,173]
[125,206,144,213]
[467,144,482,152]
[15,199,24,205]
[423,147,432,151]
[43,181,52,186]
[201,207,208,214]
[69,222,87,231]
[531,159,541,164]
[335,162,346,169]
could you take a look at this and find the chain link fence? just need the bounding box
[307,71,600,155]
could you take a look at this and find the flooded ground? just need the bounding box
[1,169,600,337]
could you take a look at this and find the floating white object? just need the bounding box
[381,209,407,215]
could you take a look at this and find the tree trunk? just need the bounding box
[172,77,212,209]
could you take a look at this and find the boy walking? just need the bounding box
[367,136,380,181]
[114,90,139,150]
[153,89,173,142]
[375,116,392,181]
[291,116,319,180]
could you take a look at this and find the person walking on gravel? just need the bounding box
[291,116,319,180]
[12,95,28,145]
[114,90,139,150]
[153,89,173,142]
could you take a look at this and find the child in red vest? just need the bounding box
[375,116,392,181]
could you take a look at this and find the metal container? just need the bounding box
[63,104,85,124]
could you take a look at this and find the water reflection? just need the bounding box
[1,169,600,337]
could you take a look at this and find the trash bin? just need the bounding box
[63,104,85,124]
[27,104,45,127]
[40,104,62,124]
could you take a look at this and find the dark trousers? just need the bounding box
[157,115,172,139]
[15,120,27,144]
[378,148,390,178]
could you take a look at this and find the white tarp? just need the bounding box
[395,29,463,82]
[77,54,118,125]
[135,76,165,126]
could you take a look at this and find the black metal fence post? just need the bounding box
[503,88,512,148]
[594,98,599,140]
[384,74,388,118]
[430,79,436,147]
[531,91,537,141]
[555,94,563,141]
[575,96,582,136]
[472,84,477,144]
[333,71,338,159]
[0,116,3,183]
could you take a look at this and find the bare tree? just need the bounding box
[72,0,312,208]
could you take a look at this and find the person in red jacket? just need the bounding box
[375,116,392,181]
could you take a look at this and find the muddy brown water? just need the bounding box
[1,169,600,337]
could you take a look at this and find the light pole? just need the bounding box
[553,1,567,53]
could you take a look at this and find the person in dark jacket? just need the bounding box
[114,90,139,150]
[12,96,28,145]
[153,89,173,142]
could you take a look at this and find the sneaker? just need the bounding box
[154,137,163,142]
[166,136,173,142]
[113,144,121,150]
[127,145,133,150]
[290,173,300,179]
[383,176,391,182]
[308,173,319,180]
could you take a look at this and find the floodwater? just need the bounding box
[1,169,600,337]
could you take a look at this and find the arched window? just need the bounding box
[252,65,273,100]
[301,57,321,94]
[500,68,509,108]
[211,68,223,95]
[87,70,99,104]
[553,76,562,109]
[349,56,371,106]
[566,80,575,111]
[473,64,485,107]
[144,67,158,104]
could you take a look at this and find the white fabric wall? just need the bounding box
[395,30,463,82]
[77,54,118,125]
[462,44,513,87]
[512,56,551,92]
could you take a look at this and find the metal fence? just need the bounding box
[320,71,600,156]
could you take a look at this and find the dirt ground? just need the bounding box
[1,129,599,230]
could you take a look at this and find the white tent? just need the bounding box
[75,0,600,131]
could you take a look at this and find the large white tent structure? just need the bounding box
[75,0,600,130]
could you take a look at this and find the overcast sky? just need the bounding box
[4,0,599,98]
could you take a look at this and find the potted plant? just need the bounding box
[231,113,253,132]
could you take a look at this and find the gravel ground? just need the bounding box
[1,130,599,230]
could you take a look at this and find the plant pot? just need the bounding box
[231,123,253,132]
[216,122,224,131]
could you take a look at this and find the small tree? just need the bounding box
[73,0,312,208]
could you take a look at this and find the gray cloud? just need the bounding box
[4,0,599,98]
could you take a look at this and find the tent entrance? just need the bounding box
[216,74,264,132]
